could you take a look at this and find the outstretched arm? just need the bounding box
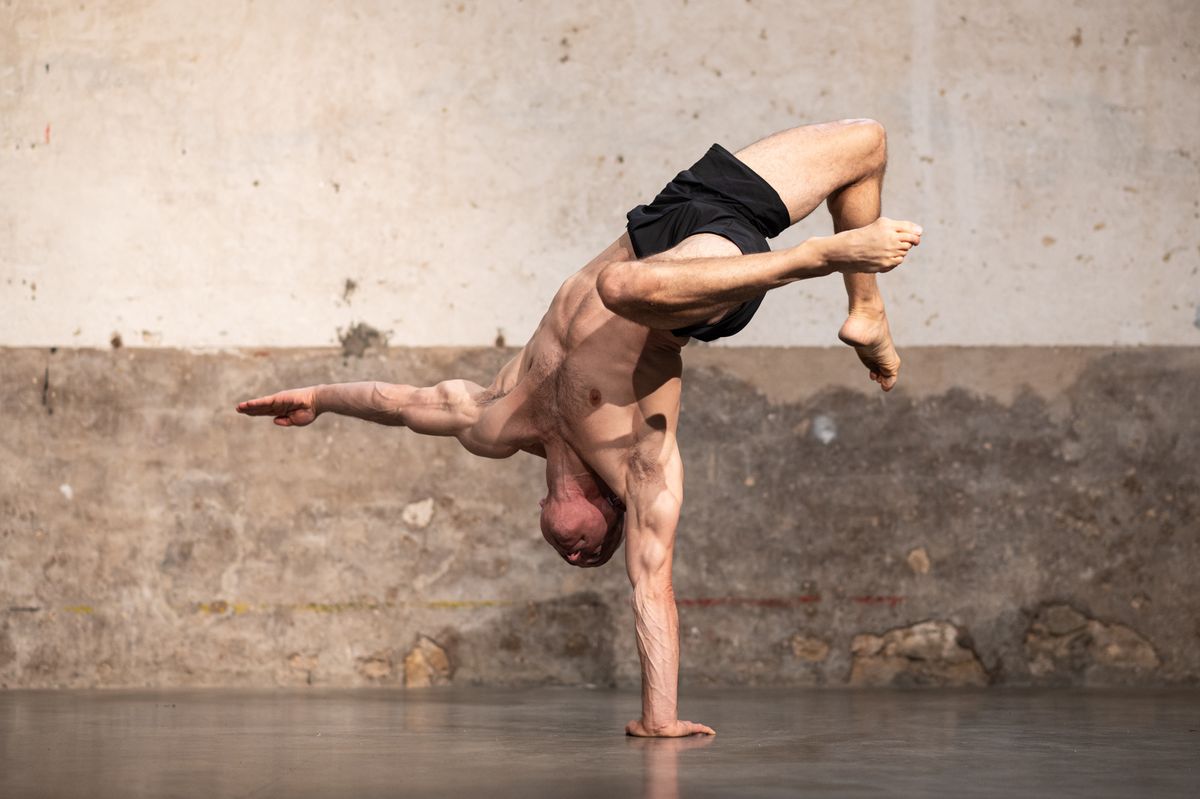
[237,380,517,457]
[623,449,714,738]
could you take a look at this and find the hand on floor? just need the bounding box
[626,718,716,737]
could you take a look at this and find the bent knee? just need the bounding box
[840,118,887,169]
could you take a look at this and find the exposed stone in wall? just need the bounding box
[906,547,931,575]
[404,636,452,688]
[1025,604,1160,685]
[286,652,320,685]
[849,621,989,687]
[358,651,395,682]
[402,498,436,529]
[790,635,830,663]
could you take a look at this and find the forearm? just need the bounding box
[602,237,838,319]
[313,381,412,426]
[632,581,681,728]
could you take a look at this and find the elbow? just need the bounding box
[628,537,674,599]
[597,261,648,318]
[631,577,675,609]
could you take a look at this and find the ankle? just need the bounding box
[847,301,886,319]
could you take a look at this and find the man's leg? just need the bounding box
[600,120,913,387]
[822,133,902,390]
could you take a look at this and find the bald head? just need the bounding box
[540,491,624,568]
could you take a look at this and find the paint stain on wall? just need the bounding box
[337,322,388,358]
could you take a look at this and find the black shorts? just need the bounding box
[625,143,790,341]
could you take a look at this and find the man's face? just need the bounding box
[539,493,625,568]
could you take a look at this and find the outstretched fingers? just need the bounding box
[236,388,319,427]
[236,394,294,415]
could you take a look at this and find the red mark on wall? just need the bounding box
[45,123,51,145]
[676,594,905,609]
[851,595,905,608]
[677,595,821,609]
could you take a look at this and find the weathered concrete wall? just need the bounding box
[2,346,1197,688]
[2,2,1197,690]
[2,0,1199,348]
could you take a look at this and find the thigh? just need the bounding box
[732,119,884,226]
[646,232,745,327]
[645,231,742,263]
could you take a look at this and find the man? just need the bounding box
[237,119,922,737]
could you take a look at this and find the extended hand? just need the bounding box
[236,387,319,427]
[625,718,716,738]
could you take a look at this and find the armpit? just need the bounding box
[474,386,510,406]
[626,446,666,486]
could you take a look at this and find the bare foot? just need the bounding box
[838,308,901,391]
[825,217,922,273]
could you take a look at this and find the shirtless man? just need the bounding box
[237,119,922,737]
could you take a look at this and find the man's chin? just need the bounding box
[563,553,610,569]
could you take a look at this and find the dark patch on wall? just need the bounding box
[337,322,388,358]
[40,367,52,415]
[0,621,16,669]
[452,593,616,687]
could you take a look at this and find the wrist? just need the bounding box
[799,236,837,277]
[310,385,326,417]
[847,300,886,318]
[639,714,678,733]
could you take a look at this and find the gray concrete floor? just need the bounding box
[1,688,1197,798]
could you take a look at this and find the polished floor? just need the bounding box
[1,687,1197,798]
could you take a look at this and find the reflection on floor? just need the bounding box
[1,687,1197,798]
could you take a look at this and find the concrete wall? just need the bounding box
[2,347,1198,688]
[2,1,1198,689]
[2,0,1198,348]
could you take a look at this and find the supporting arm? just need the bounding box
[623,452,715,738]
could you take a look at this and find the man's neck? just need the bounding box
[543,439,623,508]
[544,439,594,499]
